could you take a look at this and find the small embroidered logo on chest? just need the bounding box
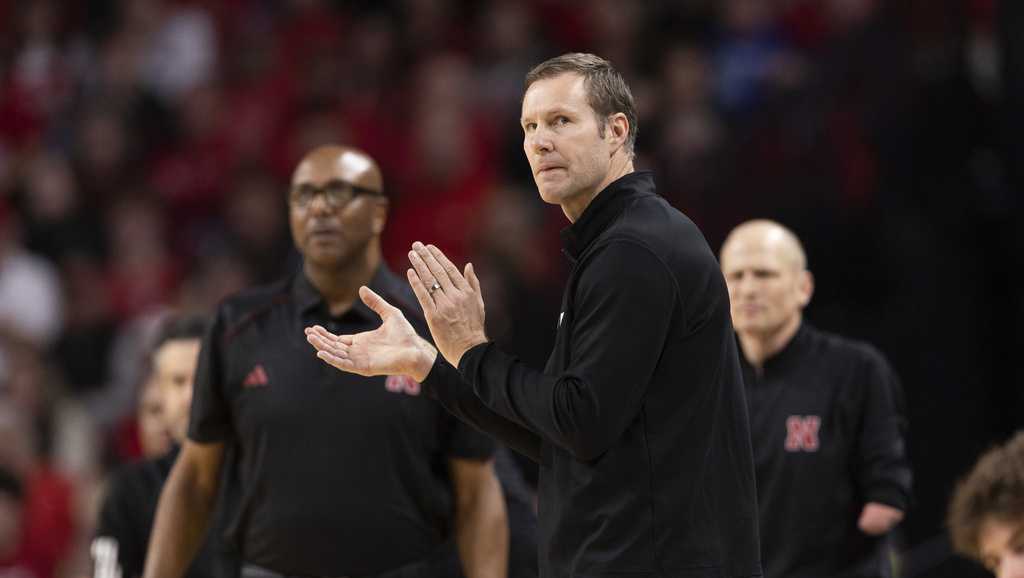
[385,375,421,396]
[242,365,269,388]
[784,415,821,452]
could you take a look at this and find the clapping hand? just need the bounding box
[305,286,437,382]
[306,242,488,380]
[405,242,488,368]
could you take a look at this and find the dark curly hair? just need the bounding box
[948,431,1024,560]
[151,313,208,354]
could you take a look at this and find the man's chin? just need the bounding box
[305,250,349,269]
[536,185,566,206]
[735,320,768,335]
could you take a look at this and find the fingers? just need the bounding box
[315,349,366,375]
[305,327,347,356]
[411,242,470,294]
[407,249,437,290]
[304,327,376,376]
[305,325,335,340]
[304,325,353,346]
[465,262,481,295]
[465,262,485,311]
[409,248,454,297]
[407,267,438,315]
[425,244,470,292]
[359,286,398,319]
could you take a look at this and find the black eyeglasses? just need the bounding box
[289,180,383,209]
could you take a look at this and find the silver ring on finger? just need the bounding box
[429,281,442,295]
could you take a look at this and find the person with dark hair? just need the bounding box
[91,313,222,578]
[948,431,1024,578]
[144,145,508,578]
[719,219,912,578]
[306,53,762,578]
[147,315,210,444]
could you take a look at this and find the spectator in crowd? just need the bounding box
[0,404,75,578]
[720,219,912,577]
[93,314,225,578]
[948,431,1024,578]
[0,204,62,385]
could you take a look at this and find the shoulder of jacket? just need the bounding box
[810,326,889,369]
[216,279,292,340]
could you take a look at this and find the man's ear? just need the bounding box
[607,112,629,152]
[797,270,815,308]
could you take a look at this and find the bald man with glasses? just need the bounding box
[144,145,509,578]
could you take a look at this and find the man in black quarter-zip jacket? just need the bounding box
[720,219,912,578]
[307,53,763,578]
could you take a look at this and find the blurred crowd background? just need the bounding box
[0,0,1019,577]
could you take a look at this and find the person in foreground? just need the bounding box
[306,53,762,578]
[948,431,1024,578]
[143,145,508,578]
[719,219,912,578]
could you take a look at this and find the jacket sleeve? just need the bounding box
[188,306,233,443]
[458,240,677,462]
[856,348,912,510]
[422,356,542,462]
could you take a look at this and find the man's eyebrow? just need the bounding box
[323,178,353,187]
[521,107,574,123]
[291,178,356,188]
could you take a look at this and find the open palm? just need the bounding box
[305,286,435,380]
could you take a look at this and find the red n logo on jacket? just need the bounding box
[785,415,820,452]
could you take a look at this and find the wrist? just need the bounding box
[451,336,489,369]
[410,338,438,383]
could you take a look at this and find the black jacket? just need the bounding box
[93,446,230,578]
[189,267,494,576]
[741,323,912,578]
[424,171,762,578]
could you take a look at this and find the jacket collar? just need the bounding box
[740,321,813,376]
[291,263,396,323]
[559,170,656,261]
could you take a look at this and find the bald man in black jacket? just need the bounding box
[721,219,912,578]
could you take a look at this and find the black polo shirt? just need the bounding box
[93,446,231,578]
[188,266,495,577]
[424,171,763,578]
[740,323,912,578]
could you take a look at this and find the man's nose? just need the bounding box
[527,128,553,154]
[736,275,758,295]
[307,192,333,215]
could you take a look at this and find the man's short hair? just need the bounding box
[524,53,638,155]
[948,431,1024,560]
[151,313,208,354]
